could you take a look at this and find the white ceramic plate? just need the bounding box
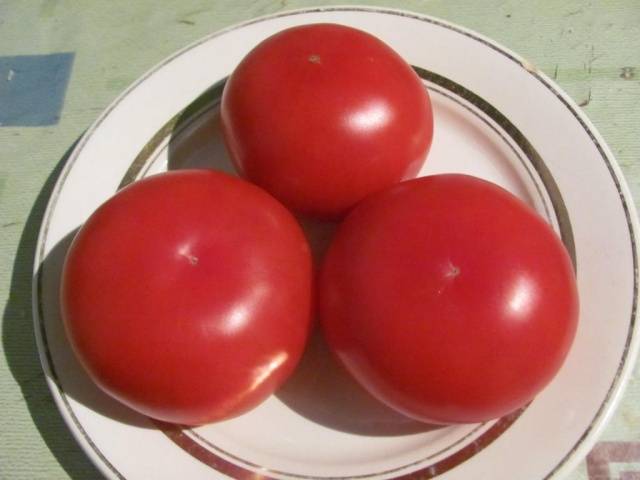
[33,6,640,480]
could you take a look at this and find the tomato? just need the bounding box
[319,174,579,424]
[221,23,433,219]
[61,170,312,425]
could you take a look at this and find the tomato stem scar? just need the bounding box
[446,264,460,278]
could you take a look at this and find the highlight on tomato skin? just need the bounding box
[319,173,579,424]
[60,170,314,426]
[221,23,434,219]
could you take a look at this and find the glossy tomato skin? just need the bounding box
[61,170,312,425]
[221,23,433,219]
[320,174,579,424]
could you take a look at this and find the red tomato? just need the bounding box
[221,23,433,219]
[61,170,312,425]
[319,174,579,424]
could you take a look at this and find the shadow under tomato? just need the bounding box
[167,106,236,174]
[276,327,442,437]
[167,79,235,175]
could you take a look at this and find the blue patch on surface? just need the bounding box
[0,52,74,126]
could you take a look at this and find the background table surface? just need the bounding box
[1,1,638,479]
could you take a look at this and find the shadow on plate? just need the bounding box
[276,327,442,436]
[167,79,234,174]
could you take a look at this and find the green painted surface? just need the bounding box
[1,1,638,478]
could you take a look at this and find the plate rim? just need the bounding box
[31,5,640,480]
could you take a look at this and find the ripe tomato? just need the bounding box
[319,174,579,424]
[221,23,433,219]
[61,170,312,425]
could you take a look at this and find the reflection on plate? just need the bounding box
[33,7,639,480]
